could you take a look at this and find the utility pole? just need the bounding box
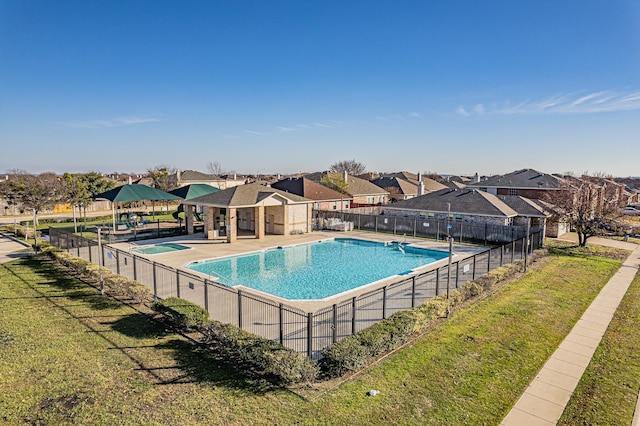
[446,202,452,317]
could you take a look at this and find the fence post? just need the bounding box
[382,286,387,319]
[511,241,515,263]
[115,251,121,275]
[332,304,338,343]
[132,255,137,281]
[279,303,284,344]
[358,214,361,230]
[393,217,396,235]
[500,244,504,266]
[411,276,416,308]
[238,290,243,328]
[487,249,491,273]
[484,223,488,246]
[435,268,440,295]
[152,262,158,301]
[413,218,416,238]
[307,313,313,358]
[88,241,92,262]
[472,255,477,280]
[375,216,378,233]
[351,297,357,334]
[176,270,180,298]
[455,261,460,288]
[203,279,209,313]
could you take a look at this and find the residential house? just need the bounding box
[305,171,389,207]
[372,172,447,201]
[271,177,352,211]
[470,168,567,200]
[175,170,246,190]
[382,187,519,226]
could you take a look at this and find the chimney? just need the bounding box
[233,173,237,180]
[417,172,422,182]
[418,181,424,196]
[473,172,479,184]
[128,176,132,184]
[176,169,181,183]
[343,170,348,182]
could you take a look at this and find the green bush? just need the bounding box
[200,321,318,385]
[152,297,209,331]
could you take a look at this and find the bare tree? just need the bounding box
[330,159,366,176]
[545,178,622,246]
[207,161,225,175]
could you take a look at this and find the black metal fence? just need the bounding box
[49,226,542,359]
[315,209,543,245]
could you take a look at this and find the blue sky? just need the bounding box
[1,1,639,177]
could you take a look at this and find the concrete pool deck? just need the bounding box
[110,230,488,312]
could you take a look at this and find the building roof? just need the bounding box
[371,176,418,196]
[384,188,518,217]
[496,195,548,217]
[304,171,389,197]
[94,184,182,202]
[185,183,310,207]
[385,171,448,192]
[471,168,566,190]
[271,177,352,201]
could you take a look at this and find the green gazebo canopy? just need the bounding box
[94,184,182,202]
[168,184,219,200]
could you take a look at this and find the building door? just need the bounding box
[268,214,275,234]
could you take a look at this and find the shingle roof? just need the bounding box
[471,168,565,189]
[179,170,217,181]
[185,183,310,207]
[496,195,548,217]
[385,188,518,217]
[304,172,388,196]
[271,177,352,201]
[371,176,418,196]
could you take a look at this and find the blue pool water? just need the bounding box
[187,238,447,300]
[132,243,190,255]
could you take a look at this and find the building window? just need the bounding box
[344,201,349,209]
[509,188,518,196]
[333,201,337,210]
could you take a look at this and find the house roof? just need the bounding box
[304,171,389,197]
[185,183,310,207]
[471,168,566,190]
[384,188,518,217]
[271,177,352,201]
[371,176,418,196]
[496,195,548,217]
[179,170,217,181]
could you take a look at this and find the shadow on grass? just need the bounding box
[21,256,123,311]
[155,338,281,395]
[111,313,170,339]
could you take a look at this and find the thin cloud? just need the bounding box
[58,116,160,129]
[243,130,263,135]
[458,89,640,117]
[409,112,421,118]
[456,106,470,117]
[277,126,297,133]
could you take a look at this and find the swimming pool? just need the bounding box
[132,243,191,255]
[187,238,447,300]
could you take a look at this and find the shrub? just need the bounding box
[152,297,209,331]
[200,321,318,385]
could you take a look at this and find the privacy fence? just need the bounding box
[49,224,542,359]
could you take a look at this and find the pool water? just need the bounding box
[132,243,190,255]
[187,238,447,300]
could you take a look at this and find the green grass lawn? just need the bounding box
[0,250,626,424]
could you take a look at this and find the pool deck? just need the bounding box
[110,230,487,312]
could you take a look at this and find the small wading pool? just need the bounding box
[131,243,190,255]
[187,238,447,300]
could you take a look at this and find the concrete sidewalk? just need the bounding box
[0,233,32,264]
[501,239,640,425]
